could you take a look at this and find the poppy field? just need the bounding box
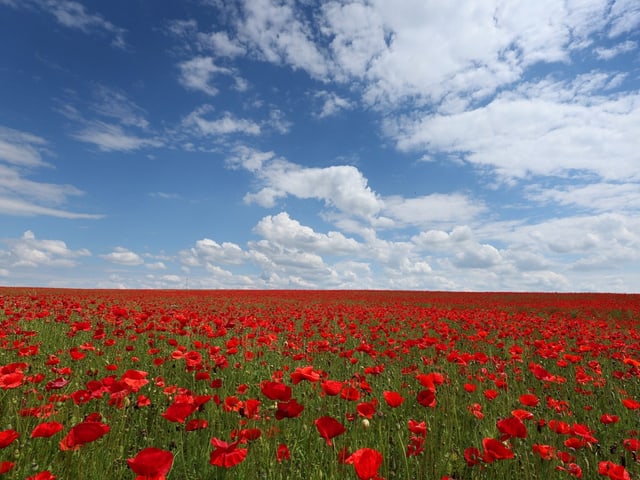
[0,288,639,479]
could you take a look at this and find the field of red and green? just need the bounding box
[0,288,638,479]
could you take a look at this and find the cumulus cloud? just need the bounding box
[253,212,360,255]
[101,247,144,266]
[235,148,383,220]
[4,230,90,268]
[386,74,640,182]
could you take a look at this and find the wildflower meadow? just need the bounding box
[0,288,638,479]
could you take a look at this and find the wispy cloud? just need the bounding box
[0,126,50,168]
[0,125,102,219]
[595,40,637,59]
[73,121,162,152]
[2,0,127,48]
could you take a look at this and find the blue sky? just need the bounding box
[1,0,639,291]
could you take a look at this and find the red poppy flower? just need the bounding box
[185,419,208,431]
[356,401,377,419]
[340,386,361,401]
[314,416,346,446]
[0,429,19,448]
[26,471,56,480]
[621,398,640,410]
[598,460,631,480]
[599,414,619,424]
[290,366,321,384]
[416,389,436,408]
[511,409,534,421]
[0,371,24,389]
[31,422,64,438]
[416,372,444,389]
[622,438,640,452]
[497,416,527,440]
[519,393,539,407]
[120,370,149,392]
[463,383,476,393]
[548,420,571,435]
[233,428,261,442]
[483,389,499,401]
[408,419,427,437]
[59,420,110,450]
[482,438,514,463]
[0,461,15,474]
[277,443,290,462]
[260,381,291,401]
[345,448,383,480]
[161,402,198,423]
[209,437,248,468]
[532,444,555,460]
[556,463,583,478]
[275,398,305,419]
[464,447,481,467]
[127,447,174,480]
[320,380,343,396]
[382,391,404,408]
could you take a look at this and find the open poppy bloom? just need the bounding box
[26,471,56,480]
[345,448,383,480]
[31,422,64,438]
[382,391,404,408]
[209,437,248,468]
[161,402,198,423]
[260,380,291,401]
[59,419,110,450]
[497,416,527,440]
[290,366,321,384]
[314,416,346,446]
[0,429,19,448]
[482,438,514,463]
[127,448,174,480]
[275,398,305,419]
[598,460,631,480]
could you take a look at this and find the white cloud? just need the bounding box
[387,75,640,182]
[73,121,163,152]
[253,212,360,255]
[234,148,382,219]
[146,262,167,270]
[383,194,484,227]
[183,105,261,136]
[178,56,234,96]
[314,90,353,118]
[179,238,247,267]
[201,31,246,57]
[0,126,49,168]
[10,0,128,48]
[0,126,102,218]
[527,182,640,213]
[595,40,637,59]
[608,0,640,37]
[5,230,90,268]
[101,247,144,266]
[234,0,329,78]
[91,86,150,129]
